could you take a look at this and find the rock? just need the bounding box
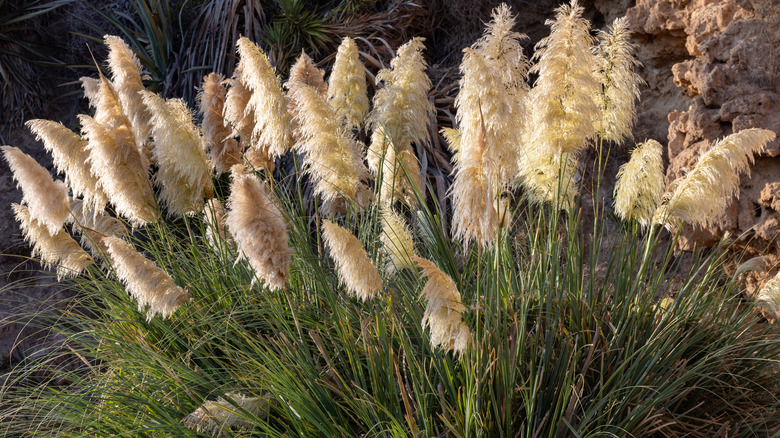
[628,0,780,250]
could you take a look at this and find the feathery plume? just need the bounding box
[654,128,776,229]
[287,50,327,97]
[473,3,530,99]
[69,198,127,257]
[78,114,157,226]
[414,257,471,356]
[26,119,107,215]
[223,66,255,146]
[441,128,461,164]
[321,220,382,301]
[380,208,416,274]
[328,37,369,130]
[198,73,241,174]
[592,17,643,144]
[104,35,153,155]
[368,38,434,204]
[183,393,269,436]
[142,91,213,216]
[13,203,93,280]
[520,0,598,205]
[103,235,189,320]
[225,170,292,290]
[236,37,294,159]
[80,76,100,105]
[2,146,70,235]
[289,84,370,209]
[756,271,780,322]
[613,139,664,227]
[450,119,499,247]
[203,198,232,251]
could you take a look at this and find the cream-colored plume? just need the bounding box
[321,220,382,301]
[2,146,70,236]
[13,203,93,280]
[756,271,780,322]
[104,35,153,156]
[450,119,499,248]
[203,198,232,251]
[414,257,471,356]
[592,17,642,144]
[26,119,107,216]
[288,84,370,210]
[225,170,292,290]
[142,91,213,216]
[80,75,150,170]
[328,37,369,130]
[654,128,776,229]
[613,139,664,227]
[368,38,434,204]
[182,393,269,436]
[103,235,189,320]
[78,114,157,226]
[69,198,127,257]
[198,73,241,174]
[236,37,294,159]
[520,0,598,206]
[287,50,327,97]
[380,208,416,274]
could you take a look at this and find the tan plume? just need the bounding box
[26,119,107,216]
[614,139,664,227]
[321,220,382,301]
[236,37,294,159]
[198,72,241,174]
[223,66,255,148]
[225,170,292,290]
[103,235,189,320]
[69,198,127,258]
[203,198,233,251]
[593,17,643,144]
[104,35,153,157]
[142,91,213,216]
[414,257,471,356]
[182,393,270,436]
[2,146,70,236]
[287,50,327,97]
[78,114,157,226]
[380,207,416,275]
[13,203,93,280]
[288,84,370,210]
[654,128,776,229]
[328,37,369,130]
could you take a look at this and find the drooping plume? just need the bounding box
[142,91,213,216]
[225,170,292,290]
[592,17,642,144]
[103,235,189,320]
[288,84,370,211]
[78,114,157,226]
[198,72,241,174]
[26,119,107,216]
[13,203,93,280]
[104,35,153,156]
[328,37,369,130]
[756,270,780,322]
[613,139,664,227]
[69,198,127,257]
[236,37,294,159]
[321,220,382,301]
[368,38,434,204]
[654,128,776,229]
[2,146,70,235]
[380,207,416,275]
[182,393,269,436]
[520,0,599,206]
[414,256,471,356]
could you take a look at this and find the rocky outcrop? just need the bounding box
[627,0,780,250]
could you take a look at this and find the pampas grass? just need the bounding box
[103,235,189,320]
[380,207,416,274]
[225,169,292,290]
[198,73,241,174]
[182,393,269,436]
[142,91,213,216]
[13,203,93,279]
[1,145,70,236]
[328,37,368,130]
[322,220,382,301]
[614,139,664,227]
